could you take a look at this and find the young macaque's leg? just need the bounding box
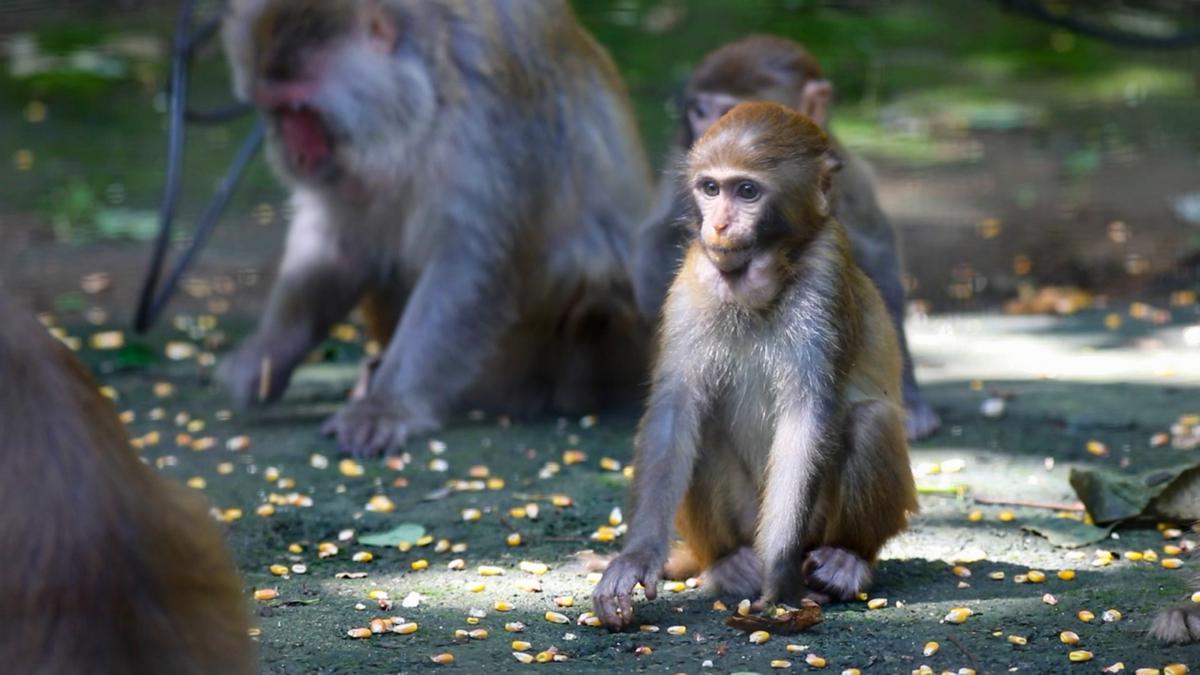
[674,439,761,599]
[323,230,519,457]
[222,207,370,408]
[804,399,915,601]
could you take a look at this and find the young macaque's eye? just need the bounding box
[700,179,720,197]
[735,181,760,201]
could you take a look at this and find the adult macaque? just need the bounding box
[593,103,917,630]
[632,34,939,440]
[0,292,254,674]
[220,0,651,456]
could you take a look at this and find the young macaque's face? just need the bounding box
[690,169,772,275]
[228,0,436,185]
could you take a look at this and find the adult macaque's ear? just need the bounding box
[799,79,833,130]
[365,1,399,53]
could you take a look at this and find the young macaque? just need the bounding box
[593,102,917,630]
[1153,581,1200,643]
[0,292,254,674]
[220,0,651,456]
[632,34,940,440]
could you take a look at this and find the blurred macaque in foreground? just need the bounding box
[220,0,652,457]
[631,34,939,440]
[0,292,254,675]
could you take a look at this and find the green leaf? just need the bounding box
[358,523,426,547]
[1069,462,1200,524]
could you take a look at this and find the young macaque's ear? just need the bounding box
[815,149,842,216]
[799,79,833,130]
[365,2,398,53]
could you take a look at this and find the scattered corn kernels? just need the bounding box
[411,559,429,571]
[394,622,419,635]
[806,654,827,668]
[347,628,372,639]
[923,642,939,656]
[554,596,574,608]
[867,598,888,609]
[771,660,792,669]
[1078,610,1096,622]
[506,532,522,546]
[254,589,278,602]
[1007,635,1027,646]
[1165,664,1189,675]
[430,653,454,665]
[545,611,569,624]
[998,511,1016,522]
[1027,570,1046,583]
[944,607,973,624]
[667,625,687,636]
[749,630,770,644]
[1060,631,1080,645]
[269,564,288,576]
[1163,558,1184,569]
[1058,569,1076,581]
[968,510,984,522]
[494,601,513,612]
[1068,650,1094,663]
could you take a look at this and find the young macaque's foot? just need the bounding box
[321,394,438,458]
[592,551,663,631]
[904,398,941,441]
[703,546,763,600]
[802,546,871,602]
[1152,605,1200,643]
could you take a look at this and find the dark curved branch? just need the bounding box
[997,0,1200,49]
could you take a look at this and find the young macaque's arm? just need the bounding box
[222,201,370,407]
[593,369,702,630]
[323,209,519,457]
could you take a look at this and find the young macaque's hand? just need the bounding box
[321,394,439,458]
[592,550,662,631]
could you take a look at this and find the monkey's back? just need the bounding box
[0,294,254,675]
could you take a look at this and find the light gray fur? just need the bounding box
[220,0,652,455]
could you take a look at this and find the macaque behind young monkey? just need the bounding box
[593,102,917,630]
[220,0,651,457]
[632,34,940,440]
[0,293,255,674]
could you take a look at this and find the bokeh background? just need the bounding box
[2,0,1199,320]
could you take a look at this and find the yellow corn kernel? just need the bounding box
[477,565,504,576]
[254,588,278,601]
[770,660,792,669]
[256,504,275,517]
[712,600,728,611]
[1068,650,1093,663]
[269,564,288,576]
[609,507,623,526]
[507,532,522,547]
[519,561,549,575]
[1166,544,1183,556]
[1026,570,1046,583]
[749,630,770,644]
[545,611,569,624]
[504,622,526,633]
[494,601,513,612]
[1007,635,1027,646]
[867,598,888,609]
[634,646,652,656]
[952,565,971,578]
[1164,664,1189,675]
[448,558,466,571]
[639,625,659,633]
[353,551,373,563]
[394,622,419,635]
[664,580,687,592]
[347,627,372,639]
[365,495,395,513]
[806,654,827,668]
[923,641,939,656]
[998,511,1015,522]
[1057,569,1076,581]
[465,582,485,592]
[1102,609,1122,622]
[370,618,393,633]
[430,653,454,665]
[1059,631,1080,645]
[988,571,1006,580]
[944,607,972,624]
[562,449,586,464]
[462,508,482,522]
[512,640,532,651]
[469,629,488,640]
[967,510,984,522]
[667,625,687,636]
[1077,610,1095,622]
[513,652,534,664]
[411,559,429,571]
[599,457,621,471]
[1163,558,1184,569]
[554,596,574,608]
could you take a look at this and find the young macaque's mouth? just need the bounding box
[275,105,333,175]
[704,243,754,276]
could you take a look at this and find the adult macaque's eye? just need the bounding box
[701,180,719,197]
[735,181,760,201]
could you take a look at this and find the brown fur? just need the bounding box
[0,293,254,675]
[594,103,916,629]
